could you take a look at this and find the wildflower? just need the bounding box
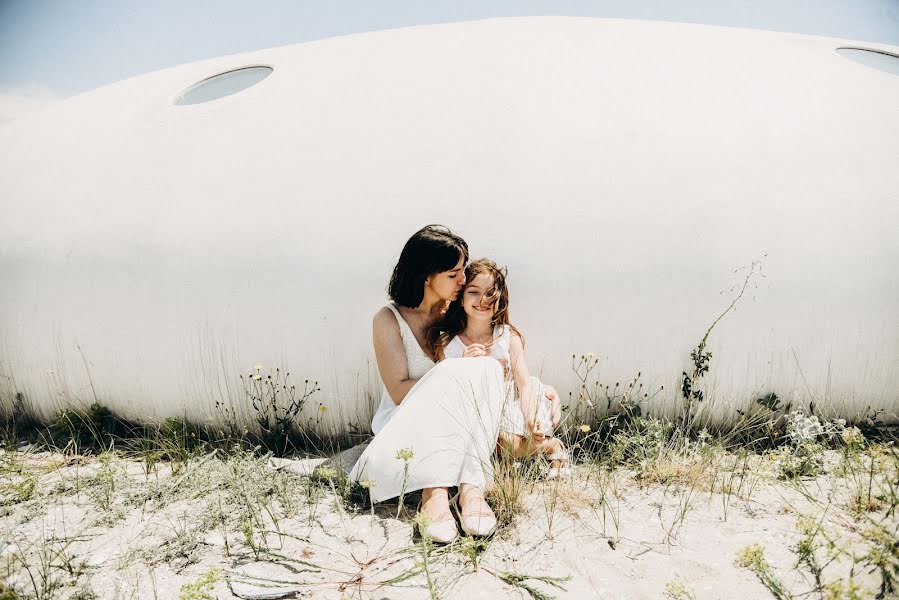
[396,448,414,461]
[840,426,864,447]
[319,405,328,412]
[253,374,262,381]
[317,466,338,480]
[785,411,824,446]
[737,544,767,570]
[579,424,591,433]
[412,510,432,532]
[253,364,263,372]
[834,418,847,429]
[359,479,375,489]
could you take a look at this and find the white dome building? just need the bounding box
[1,17,897,432]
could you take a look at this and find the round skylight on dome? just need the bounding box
[836,48,899,76]
[174,66,273,106]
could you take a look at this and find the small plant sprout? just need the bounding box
[737,544,792,600]
[665,576,696,600]
[396,447,414,518]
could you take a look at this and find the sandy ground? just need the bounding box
[1,445,896,599]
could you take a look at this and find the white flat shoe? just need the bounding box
[451,492,497,537]
[546,446,572,480]
[416,501,459,544]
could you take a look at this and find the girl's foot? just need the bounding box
[545,439,572,480]
[455,483,497,536]
[419,487,458,543]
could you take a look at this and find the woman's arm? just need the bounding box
[372,306,419,406]
[509,333,539,434]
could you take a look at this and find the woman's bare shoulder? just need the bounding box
[373,305,400,336]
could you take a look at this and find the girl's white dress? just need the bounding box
[443,324,554,438]
[350,304,506,503]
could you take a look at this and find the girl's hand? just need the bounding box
[498,358,510,379]
[528,418,546,444]
[544,385,562,428]
[462,343,490,358]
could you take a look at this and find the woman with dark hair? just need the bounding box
[350,224,512,543]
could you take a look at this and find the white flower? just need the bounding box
[785,411,824,446]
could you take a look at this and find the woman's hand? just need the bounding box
[544,385,562,428]
[462,343,490,358]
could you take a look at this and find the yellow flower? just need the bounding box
[317,466,337,480]
[579,424,591,433]
[319,405,328,412]
[360,480,375,489]
[253,374,262,381]
[396,448,414,461]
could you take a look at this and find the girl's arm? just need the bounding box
[372,306,419,406]
[509,332,539,433]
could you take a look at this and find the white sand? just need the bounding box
[2,447,895,599]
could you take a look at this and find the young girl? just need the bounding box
[428,259,570,478]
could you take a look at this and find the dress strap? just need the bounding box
[385,303,435,364]
[385,303,412,341]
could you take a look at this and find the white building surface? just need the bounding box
[1,18,897,431]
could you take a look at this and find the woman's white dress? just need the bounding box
[350,304,506,503]
[443,324,555,438]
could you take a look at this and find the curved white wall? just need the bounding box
[1,17,897,430]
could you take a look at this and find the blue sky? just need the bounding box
[1,0,898,99]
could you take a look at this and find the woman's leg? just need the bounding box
[458,482,496,534]
[421,486,453,522]
[350,357,505,504]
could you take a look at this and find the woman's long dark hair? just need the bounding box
[388,225,469,308]
[427,258,524,357]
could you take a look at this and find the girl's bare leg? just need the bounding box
[498,432,568,467]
